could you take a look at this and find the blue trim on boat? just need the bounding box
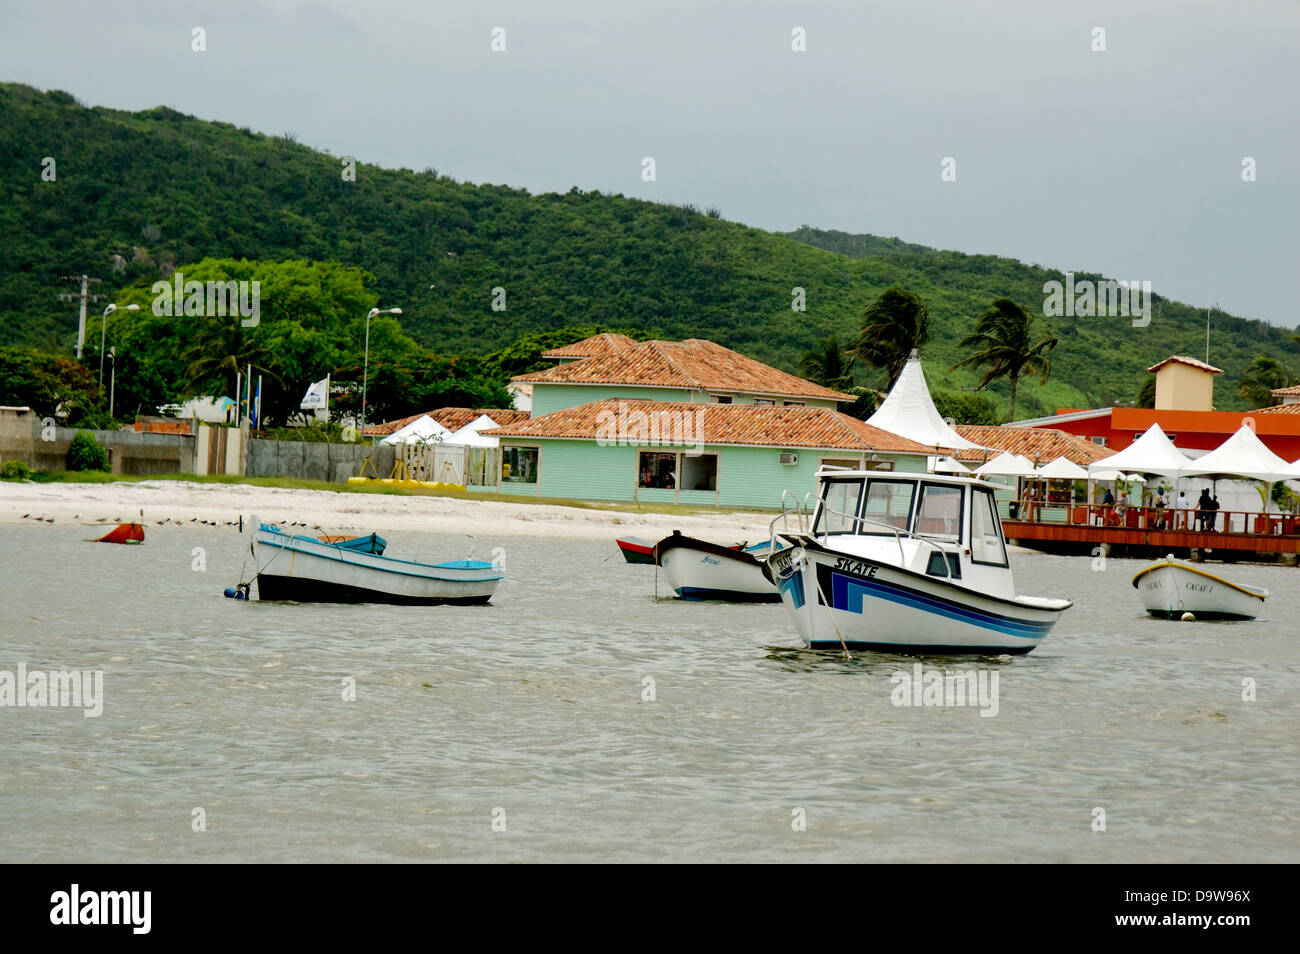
[257,527,502,581]
[819,565,1049,640]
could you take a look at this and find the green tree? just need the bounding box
[1237,356,1294,408]
[849,288,930,388]
[66,431,109,471]
[799,334,855,390]
[952,298,1059,422]
[932,390,1000,426]
[1135,375,1156,408]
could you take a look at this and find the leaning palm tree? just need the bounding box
[1238,356,1294,408]
[848,287,930,388]
[952,298,1058,422]
[799,334,856,390]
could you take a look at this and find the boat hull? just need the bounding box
[1132,561,1266,621]
[654,533,781,602]
[93,523,144,544]
[616,536,656,564]
[251,524,501,605]
[766,541,1069,654]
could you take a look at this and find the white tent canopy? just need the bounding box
[867,350,985,451]
[1089,423,1192,478]
[974,451,1037,477]
[1091,468,1143,483]
[929,454,972,474]
[381,415,453,445]
[1036,456,1088,479]
[1177,424,1294,482]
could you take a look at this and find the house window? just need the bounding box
[502,446,538,483]
[1090,436,1107,446]
[783,401,804,407]
[680,453,718,491]
[638,451,678,489]
[709,394,733,404]
[753,399,775,405]
[821,457,861,471]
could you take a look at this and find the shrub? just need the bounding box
[66,431,110,472]
[1,459,33,480]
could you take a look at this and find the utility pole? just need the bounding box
[58,274,103,359]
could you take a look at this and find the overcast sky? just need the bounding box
[3,0,1297,326]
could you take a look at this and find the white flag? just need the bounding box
[300,375,329,410]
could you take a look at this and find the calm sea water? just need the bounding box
[1,522,1296,863]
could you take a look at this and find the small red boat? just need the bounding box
[615,536,656,564]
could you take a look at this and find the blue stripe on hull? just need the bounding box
[818,565,1051,640]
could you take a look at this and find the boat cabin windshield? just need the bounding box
[813,476,1001,555]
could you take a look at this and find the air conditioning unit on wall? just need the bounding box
[779,452,798,465]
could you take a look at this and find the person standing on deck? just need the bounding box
[1196,489,1213,531]
[1207,494,1221,531]
[1174,491,1190,530]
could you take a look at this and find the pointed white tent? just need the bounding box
[867,350,984,450]
[1037,456,1088,479]
[1286,457,1300,481]
[381,415,453,445]
[974,452,1037,477]
[1177,424,1294,482]
[1088,423,1191,478]
[446,413,501,448]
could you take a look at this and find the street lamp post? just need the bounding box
[100,303,140,389]
[360,306,402,440]
[108,347,117,418]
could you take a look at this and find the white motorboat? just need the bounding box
[1132,556,1267,620]
[231,516,502,604]
[762,470,1072,653]
[653,531,785,602]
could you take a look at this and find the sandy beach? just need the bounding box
[0,479,778,542]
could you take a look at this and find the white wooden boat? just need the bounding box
[762,471,1071,654]
[653,531,784,602]
[1132,557,1267,620]
[235,516,502,604]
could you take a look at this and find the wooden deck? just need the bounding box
[1002,505,1300,562]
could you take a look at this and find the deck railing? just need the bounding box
[1004,501,1300,536]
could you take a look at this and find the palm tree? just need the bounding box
[848,287,930,388]
[1237,356,1294,408]
[799,334,855,390]
[952,298,1058,422]
[182,315,275,398]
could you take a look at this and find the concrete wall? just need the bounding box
[0,409,196,475]
[246,439,396,483]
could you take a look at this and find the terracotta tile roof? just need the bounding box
[364,407,530,437]
[1268,385,1300,397]
[1147,355,1224,374]
[541,333,640,360]
[1255,402,1300,414]
[954,425,1113,466]
[512,338,855,402]
[483,399,937,453]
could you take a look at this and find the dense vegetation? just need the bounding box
[3,82,1297,421]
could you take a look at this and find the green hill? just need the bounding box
[2,82,1294,417]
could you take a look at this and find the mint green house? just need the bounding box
[482,336,936,509]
